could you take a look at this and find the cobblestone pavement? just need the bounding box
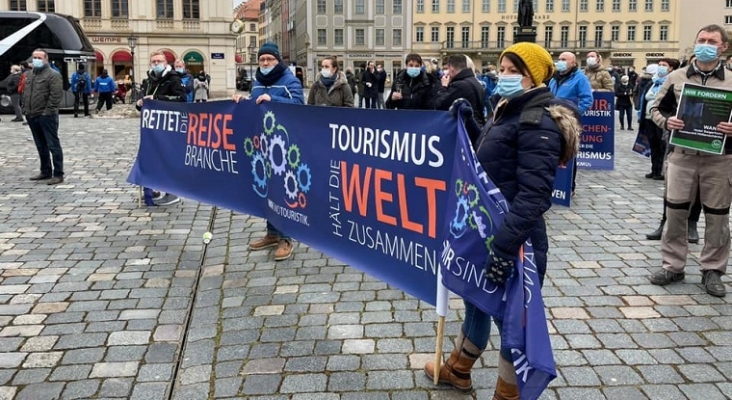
[0,111,731,400]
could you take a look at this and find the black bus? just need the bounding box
[0,11,95,113]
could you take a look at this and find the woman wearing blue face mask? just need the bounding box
[307,56,353,107]
[385,53,437,110]
[425,42,580,399]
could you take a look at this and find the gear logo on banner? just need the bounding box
[244,111,311,210]
[449,178,494,251]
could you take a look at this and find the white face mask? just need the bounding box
[321,68,333,78]
[586,57,597,66]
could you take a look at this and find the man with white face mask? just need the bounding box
[583,50,614,91]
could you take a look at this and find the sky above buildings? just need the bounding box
[234,0,246,8]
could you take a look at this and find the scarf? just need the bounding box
[321,75,336,88]
[649,74,667,95]
[255,62,287,86]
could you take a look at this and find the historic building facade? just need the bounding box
[3,0,237,96]
[235,0,263,75]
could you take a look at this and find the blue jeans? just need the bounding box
[27,114,63,177]
[462,300,511,361]
[266,221,290,240]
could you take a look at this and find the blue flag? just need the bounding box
[439,114,556,400]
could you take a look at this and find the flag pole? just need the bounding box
[434,266,449,385]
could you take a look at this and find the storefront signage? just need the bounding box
[611,52,633,58]
[90,37,122,43]
[211,53,225,59]
[646,52,665,57]
[347,53,374,58]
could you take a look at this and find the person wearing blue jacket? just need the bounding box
[70,64,92,117]
[93,69,116,114]
[548,52,593,114]
[233,42,304,262]
[174,59,194,102]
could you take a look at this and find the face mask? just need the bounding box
[694,43,719,63]
[260,66,274,75]
[657,66,668,76]
[175,68,185,74]
[32,59,44,69]
[629,68,634,72]
[555,61,568,72]
[406,67,421,78]
[586,57,597,66]
[152,64,165,74]
[442,69,449,75]
[496,74,525,99]
[320,68,333,78]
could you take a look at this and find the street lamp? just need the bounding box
[248,44,256,80]
[127,34,138,102]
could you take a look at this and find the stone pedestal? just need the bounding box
[514,26,537,44]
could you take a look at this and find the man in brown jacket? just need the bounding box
[648,24,732,297]
[583,50,614,91]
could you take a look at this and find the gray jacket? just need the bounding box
[22,65,63,117]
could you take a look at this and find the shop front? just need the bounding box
[111,50,132,80]
[182,50,205,75]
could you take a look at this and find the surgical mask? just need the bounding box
[406,67,421,78]
[175,68,185,74]
[496,74,525,99]
[586,57,597,66]
[657,66,668,77]
[32,59,44,69]
[152,64,165,74]
[320,68,333,78]
[694,43,719,63]
[443,69,449,75]
[260,66,274,75]
[555,61,568,72]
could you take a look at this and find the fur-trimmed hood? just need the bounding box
[546,103,581,166]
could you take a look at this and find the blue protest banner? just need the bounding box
[551,160,573,207]
[632,129,651,158]
[577,92,615,170]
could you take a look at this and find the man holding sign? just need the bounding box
[648,24,732,297]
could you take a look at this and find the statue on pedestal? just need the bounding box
[518,0,534,28]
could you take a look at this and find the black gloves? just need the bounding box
[484,247,516,286]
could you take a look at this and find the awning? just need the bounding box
[160,50,176,64]
[183,50,204,65]
[111,50,132,63]
[95,50,104,63]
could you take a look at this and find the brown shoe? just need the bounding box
[492,376,519,400]
[249,234,279,250]
[273,239,293,261]
[29,174,51,181]
[424,331,482,392]
[46,176,64,185]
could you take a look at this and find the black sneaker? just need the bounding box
[649,268,685,285]
[154,193,180,206]
[702,271,726,297]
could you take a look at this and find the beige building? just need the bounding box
[678,0,732,58]
[412,0,682,70]
[2,0,237,96]
[234,0,263,75]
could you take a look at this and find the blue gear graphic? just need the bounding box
[243,138,254,157]
[452,196,470,231]
[263,111,276,135]
[284,170,298,200]
[296,164,312,193]
[287,144,301,169]
[269,134,287,176]
[251,153,268,188]
[259,133,269,158]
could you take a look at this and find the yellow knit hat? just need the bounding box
[499,42,555,87]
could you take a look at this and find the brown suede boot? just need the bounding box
[492,356,519,400]
[423,331,482,392]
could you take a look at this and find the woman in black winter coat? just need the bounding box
[615,75,634,130]
[385,53,437,110]
[361,61,378,108]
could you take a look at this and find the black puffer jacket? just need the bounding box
[473,87,580,280]
[136,65,186,110]
[384,69,437,110]
[433,69,487,138]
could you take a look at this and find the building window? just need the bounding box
[561,0,570,12]
[335,0,343,13]
[482,0,490,12]
[643,24,652,40]
[376,0,384,13]
[596,0,604,11]
[446,26,455,48]
[416,26,425,42]
[611,25,620,41]
[594,25,603,47]
[728,0,732,7]
[659,25,668,41]
[448,0,455,12]
[644,0,652,11]
[376,29,384,45]
[10,0,26,11]
[432,0,440,12]
[579,0,588,11]
[481,26,490,47]
[317,29,327,45]
[546,0,554,12]
[111,0,128,17]
[355,28,365,45]
[85,0,102,17]
[249,36,257,47]
[461,26,470,47]
[393,29,402,46]
[498,0,506,12]
[394,0,403,13]
[544,25,553,48]
[497,26,505,48]
[560,25,569,47]
[356,0,365,14]
[629,0,636,11]
[335,29,344,45]
[317,0,326,13]
[627,25,636,41]
[182,0,199,19]
[578,25,587,47]
[660,0,668,10]
[727,15,732,25]
[612,0,620,11]
[463,0,471,12]
[417,0,425,12]
[431,26,440,42]
[513,25,519,39]
[37,0,54,12]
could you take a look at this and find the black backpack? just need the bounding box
[76,73,87,92]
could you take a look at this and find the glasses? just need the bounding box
[259,57,277,63]
[150,59,166,65]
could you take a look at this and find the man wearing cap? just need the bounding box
[233,42,305,261]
